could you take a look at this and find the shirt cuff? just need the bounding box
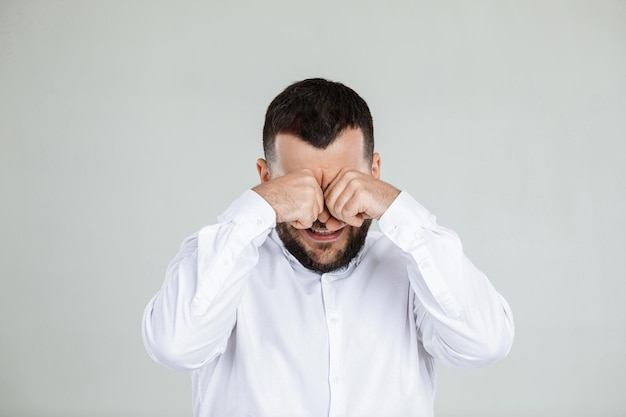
[193,190,276,315]
[378,191,435,244]
[216,189,277,238]
[378,191,462,319]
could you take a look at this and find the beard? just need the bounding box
[276,219,372,274]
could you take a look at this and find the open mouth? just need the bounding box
[305,227,344,241]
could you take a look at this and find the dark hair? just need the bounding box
[262,78,374,163]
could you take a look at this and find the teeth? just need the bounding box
[311,228,333,235]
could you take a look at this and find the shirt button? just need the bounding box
[329,318,338,325]
[332,376,341,384]
[256,218,264,226]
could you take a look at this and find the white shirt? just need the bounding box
[143,190,514,417]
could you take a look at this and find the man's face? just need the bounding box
[262,128,380,273]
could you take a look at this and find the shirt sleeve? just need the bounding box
[378,191,514,368]
[142,189,276,370]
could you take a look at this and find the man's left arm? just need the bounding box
[325,170,514,368]
[378,191,514,367]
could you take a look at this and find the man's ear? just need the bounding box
[371,153,381,179]
[256,158,271,183]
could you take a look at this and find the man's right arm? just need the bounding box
[142,190,275,370]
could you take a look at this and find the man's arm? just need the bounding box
[143,169,328,370]
[142,190,275,370]
[379,192,514,367]
[324,170,514,367]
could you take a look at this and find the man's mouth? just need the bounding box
[305,226,344,241]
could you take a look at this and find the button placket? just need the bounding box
[321,274,346,417]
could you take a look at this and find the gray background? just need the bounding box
[1,1,624,416]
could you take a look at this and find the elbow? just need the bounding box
[433,311,515,368]
[460,298,516,367]
[467,329,514,367]
[145,340,209,371]
[143,333,190,371]
[439,330,514,368]
[143,327,223,371]
[458,314,515,368]
[142,309,222,371]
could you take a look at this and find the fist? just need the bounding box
[323,168,400,227]
[252,168,324,229]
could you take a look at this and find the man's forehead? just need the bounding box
[270,129,370,184]
[273,129,365,157]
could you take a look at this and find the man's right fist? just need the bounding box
[252,168,324,230]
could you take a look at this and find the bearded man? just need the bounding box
[143,78,514,417]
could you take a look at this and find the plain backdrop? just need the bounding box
[1,1,625,416]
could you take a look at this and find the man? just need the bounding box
[143,78,514,417]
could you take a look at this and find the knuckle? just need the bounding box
[354,188,368,200]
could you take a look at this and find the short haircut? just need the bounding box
[262,78,374,164]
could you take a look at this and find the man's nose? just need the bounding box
[317,206,345,231]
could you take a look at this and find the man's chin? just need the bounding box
[276,220,371,274]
